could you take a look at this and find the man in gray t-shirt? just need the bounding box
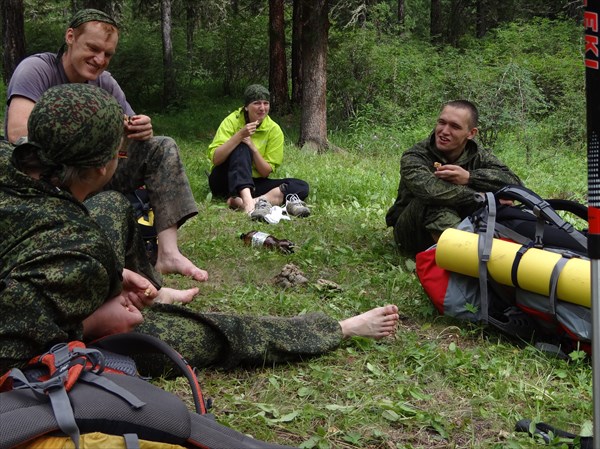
[4,9,208,282]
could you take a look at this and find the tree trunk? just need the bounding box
[447,0,465,46]
[430,0,442,42]
[298,0,329,151]
[185,1,199,75]
[1,0,26,84]
[81,0,120,20]
[160,0,176,106]
[269,0,290,114]
[475,0,485,38]
[291,0,303,107]
[397,0,405,25]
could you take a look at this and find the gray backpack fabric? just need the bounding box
[0,333,298,449]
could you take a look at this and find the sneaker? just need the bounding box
[250,198,273,221]
[285,194,310,217]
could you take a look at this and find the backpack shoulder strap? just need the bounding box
[495,185,588,250]
[91,333,207,415]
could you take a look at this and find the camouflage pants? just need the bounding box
[393,199,468,257]
[104,136,198,233]
[86,191,342,376]
[136,307,342,375]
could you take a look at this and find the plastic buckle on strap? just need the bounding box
[41,343,72,370]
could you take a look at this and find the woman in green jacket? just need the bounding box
[207,84,310,221]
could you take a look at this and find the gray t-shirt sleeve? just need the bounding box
[6,53,60,103]
[5,52,135,135]
[95,70,135,116]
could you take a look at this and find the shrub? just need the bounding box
[327,29,445,132]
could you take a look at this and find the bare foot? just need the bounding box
[155,254,209,282]
[226,196,244,210]
[339,305,399,339]
[154,287,199,304]
[243,197,261,215]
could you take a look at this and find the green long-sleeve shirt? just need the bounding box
[386,133,522,227]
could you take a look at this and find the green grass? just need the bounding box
[149,108,592,449]
[0,88,589,447]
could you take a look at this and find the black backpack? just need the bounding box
[125,188,159,265]
[0,333,297,449]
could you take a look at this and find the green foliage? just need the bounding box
[327,17,583,155]
[194,12,269,95]
[21,1,70,55]
[109,20,164,109]
[327,29,445,133]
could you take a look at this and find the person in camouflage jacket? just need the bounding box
[4,8,207,282]
[0,84,400,375]
[386,100,522,257]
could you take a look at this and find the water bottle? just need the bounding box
[240,230,295,254]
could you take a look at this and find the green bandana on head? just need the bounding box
[24,84,123,170]
[69,8,119,29]
[244,84,270,106]
[57,9,119,59]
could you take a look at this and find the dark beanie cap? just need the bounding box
[244,84,270,106]
[22,84,123,170]
[69,8,119,29]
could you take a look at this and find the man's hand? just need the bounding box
[124,114,153,141]
[121,268,157,311]
[81,269,157,340]
[434,164,470,185]
[82,293,144,340]
[499,198,515,206]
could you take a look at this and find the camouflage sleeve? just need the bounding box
[1,252,114,359]
[400,149,480,209]
[467,150,522,192]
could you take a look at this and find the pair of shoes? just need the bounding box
[285,194,310,217]
[250,198,272,221]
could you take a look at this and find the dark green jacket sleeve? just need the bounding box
[400,148,479,209]
[466,150,522,192]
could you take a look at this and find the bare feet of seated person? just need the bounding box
[154,286,199,305]
[155,253,208,282]
[339,305,399,340]
[154,227,208,282]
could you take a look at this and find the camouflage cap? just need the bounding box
[244,84,270,106]
[69,8,119,29]
[24,84,123,169]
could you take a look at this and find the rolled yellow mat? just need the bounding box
[435,228,590,308]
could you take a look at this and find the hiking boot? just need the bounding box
[285,194,310,217]
[250,198,273,221]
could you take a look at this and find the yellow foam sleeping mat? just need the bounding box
[435,228,590,308]
[16,432,187,449]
